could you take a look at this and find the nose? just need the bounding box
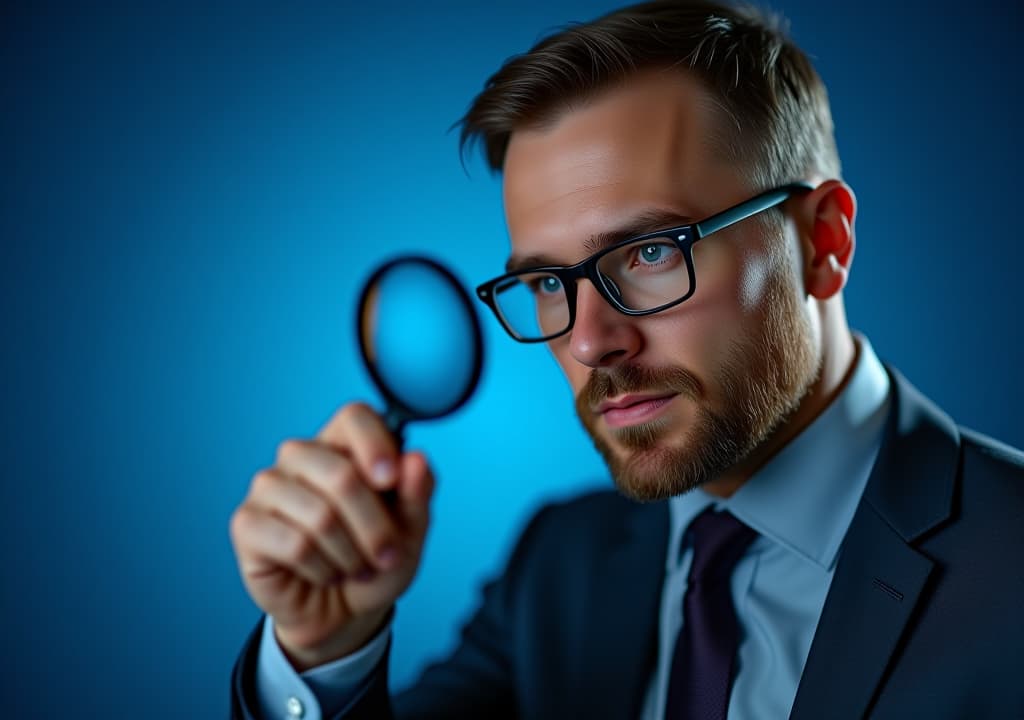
[568,280,643,368]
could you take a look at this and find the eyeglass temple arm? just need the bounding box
[694,182,815,239]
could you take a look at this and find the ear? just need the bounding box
[798,180,857,299]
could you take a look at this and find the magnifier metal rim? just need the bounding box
[356,254,485,424]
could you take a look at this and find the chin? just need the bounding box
[605,439,710,503]
[598,406,750,502]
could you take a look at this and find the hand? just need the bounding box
[229,402,434,670]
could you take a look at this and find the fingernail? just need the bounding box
[354,568,375,582]
[372,459,394,488]
[377,546,399,570]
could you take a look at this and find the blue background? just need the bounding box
[2,1,1021,717]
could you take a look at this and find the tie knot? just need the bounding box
[686,509,758,584]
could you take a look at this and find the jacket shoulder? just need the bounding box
[960,427,1024,474]
[957,427,1024,507]
[515,488,656,553]
[529,487,639,526]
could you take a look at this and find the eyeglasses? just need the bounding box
[475,182,814,343]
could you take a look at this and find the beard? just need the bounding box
[575,259,820,502]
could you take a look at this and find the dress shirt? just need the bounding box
[256,334,890,720]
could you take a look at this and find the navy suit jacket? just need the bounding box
[231,369,1024,718]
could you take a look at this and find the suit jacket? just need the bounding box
[231,368,1024,718]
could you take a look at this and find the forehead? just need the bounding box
[502,69,741,262]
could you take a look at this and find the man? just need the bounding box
[229,1,1024,718]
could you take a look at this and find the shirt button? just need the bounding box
[285,696,305,718]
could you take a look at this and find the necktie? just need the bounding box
[665,509,758,720]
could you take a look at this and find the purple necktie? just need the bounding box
[665,509,758,720]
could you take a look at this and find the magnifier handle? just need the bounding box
[383,405,408,452]
[381,406,407,506]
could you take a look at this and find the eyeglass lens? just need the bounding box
[492,235,692,340]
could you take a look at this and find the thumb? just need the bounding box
[396,451,435,538]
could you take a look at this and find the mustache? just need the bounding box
[579,365,703,413]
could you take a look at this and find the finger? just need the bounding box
[276,440,402,572]
[317,403,400,490]
[247,468,369,575]
[231,504,338,587]
[396,451,435,538]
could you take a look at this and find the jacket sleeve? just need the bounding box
[229,615,395,720]
[230,506,556,719]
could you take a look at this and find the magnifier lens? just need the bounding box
[357,257,484,439]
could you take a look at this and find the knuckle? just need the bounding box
[340,402,372,423]
[328,464,362,499]
[250,468,276,493]
[228,506,250,542]
[276,438,304,461]
[283,532,315,565]
[340,402,384,440]
[309,501,335,535]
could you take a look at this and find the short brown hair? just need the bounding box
[459,0,840,189]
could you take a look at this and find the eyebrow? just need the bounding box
[505,208,695,273]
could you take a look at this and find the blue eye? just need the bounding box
[632,242,681,268]
[640,244,664,263]
[540,276,562,294]
[526,274,563,296]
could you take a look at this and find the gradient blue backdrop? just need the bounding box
[3,1,1021,717]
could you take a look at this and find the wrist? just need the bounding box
[274,606,393,673]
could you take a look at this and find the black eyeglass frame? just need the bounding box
[475,182,815,343]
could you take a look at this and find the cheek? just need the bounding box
[693,235,778,315]
[643,243,777,387]
[736,250,777,313]
[643,309,733,392]
[685,238,790,359]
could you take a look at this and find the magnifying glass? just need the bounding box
[356,255,484,449]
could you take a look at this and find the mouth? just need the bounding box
[594,393,677,429]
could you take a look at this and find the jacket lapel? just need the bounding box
[790,368,960,719]
[574,499,669,719]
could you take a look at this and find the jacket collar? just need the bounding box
[790,366,960,719]
[861,366,959,541]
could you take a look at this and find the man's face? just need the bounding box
[502,70,821,501]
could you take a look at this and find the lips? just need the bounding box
[595,393,676,428]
